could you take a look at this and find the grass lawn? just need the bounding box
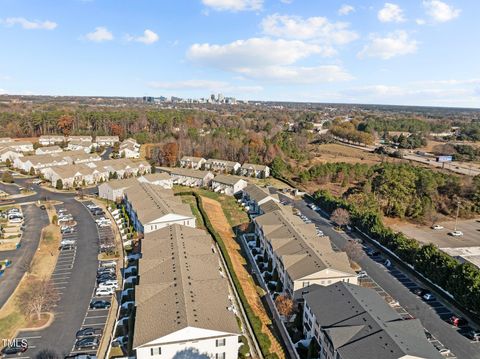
[178,194,206,230]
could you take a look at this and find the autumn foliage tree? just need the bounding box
[331,208,351,227]
[57,115,74,136]
[161,142,179,167]
[275,294,294,319]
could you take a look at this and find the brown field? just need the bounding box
[200,196,285,358]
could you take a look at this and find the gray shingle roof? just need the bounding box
[133,224,240,348]
[304,283,443,359]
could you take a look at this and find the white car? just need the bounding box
[61,239,76,246]
[98,282,118,291]
[95,287,114,296]
[357,271,368,278]
[438,348,451,356]
[449,230,463,236]
[100,261,117,268]
[431,224,444,230]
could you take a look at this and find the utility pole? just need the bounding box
[454,201,460,231]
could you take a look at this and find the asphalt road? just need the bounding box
[101,147,112,161]
[0,204,49,309]
[0,176,101,358]
[287,196,480,359]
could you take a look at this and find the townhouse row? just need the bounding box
[180,156,270,179]
[119,182,241,358]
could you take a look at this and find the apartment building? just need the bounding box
[211,175,248,196]
[0,147,23,163]
[99,173,173,201]
[38,135,65,146]
[98,158,150,178]
[204,158,241,174]
[67,135,93,142]
[35,146,63,155]
[67,139,94,153]
[241,184,279,215]
[43,163,103,188]
[95,135,119,146]
[159,167,214,188]
[14,154,69,173]
[119,138,140,158]
[1,141,34,153]
[63,151,101,164]
[303,282,443,359]
[254,208,357,299]
[133,224,241,359]
[123,183,195,233]
[0,137,12,143]
[240,163,270,178]
[179,156,206,169]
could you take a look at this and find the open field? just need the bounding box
[200,195,285,358]
[388,217,480,249]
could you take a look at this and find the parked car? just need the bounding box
[99,260,116,268]
[60,243,75,251]
[431,224,444,230]
[1,342,28,356]
[448,315,467,327]
[95,287,114,296]
[60,239,76,246]
[356,271,368,279]
[89,299,111,310]
[98,281,118,290]
[423,292,435,301]
[74,337,99,350]
[449,230,464,236]
[468,331,480,341]
[76,327,103,339]
[438,348,451,356]
[64,354,97,359]
[111,335,128,347]
[97,275,116,285]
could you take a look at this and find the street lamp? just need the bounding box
[454,201,461,231]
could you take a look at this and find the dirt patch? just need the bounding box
[200,195,285,358]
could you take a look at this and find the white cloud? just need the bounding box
[188,37,328,69]
[0,89,6,94]
[358,30,417,59]
[1,17,57,30]
[280,0,293,3]
[261,14,358,45]
[187,37,352,83]
[338,4,355,16]
[378,3,405,23]
[423,0,460,23]
[126,29,159,45]
[85,27,114,42]
[201,0,262,12]
[416,18,426,25]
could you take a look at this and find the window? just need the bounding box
[302,281,310,288]
[216,338,226,347]
[215,353,225,359]
[150,347,161,355]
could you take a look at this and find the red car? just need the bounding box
[449,316,467,327]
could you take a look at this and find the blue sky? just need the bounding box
[0,0,478,107]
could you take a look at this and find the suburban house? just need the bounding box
[119,138,140,158]
[204,158,241,174]
[38,135,65,145]
[0,147,23,163]
[241,184,280,215]
[0,137,12,143]
[14,154,69,173]
[133,224,241,359]
[95,135,119,146]
[179,156,206,169]
[35,145,63,155]
[254,208,357,299]
[240,163,270,178]
[67,139,94,153]
[98,178,139,202]
[63,151,101,164]
[259,199,283,214]
[98,158,150,178]
[98,173,172,201]
[159,167,214,188]
[211,175,248,196]
[67,135,93,142]
[123,183,195,233]
[137,172,173,189]
[303,282,443,359]
[42,163,102,188]
[2,141,34,153]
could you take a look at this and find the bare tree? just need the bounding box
[275,294,294,319]
[331,208,351,227]
[19,279,60,321]
[343,241,364,262]
[35,349,59,359]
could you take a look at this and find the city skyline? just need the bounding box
[0,0,479,108]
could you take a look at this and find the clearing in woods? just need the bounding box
[200,195,286,359]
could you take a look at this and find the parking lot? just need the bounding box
[393,218,480,248]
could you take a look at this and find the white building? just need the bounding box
[14,154,68,173]
[211,175,248,196]
[119,138,140,158]
[35,146,63,155]
[241,184,280,215]
[95,135,119,146]
[134,224,241,359]
[67,140,94,153]
[0,147,23,163]
[254,207,357,299]
[179,156,206,169]
[137,172,173,189]
[2,141,34,153]
[240,163,270,178]
[67,135,93,142]
[159,167,214,188]
[39,135,65,146]
[204,159,241,174]
[124,183,195,233]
